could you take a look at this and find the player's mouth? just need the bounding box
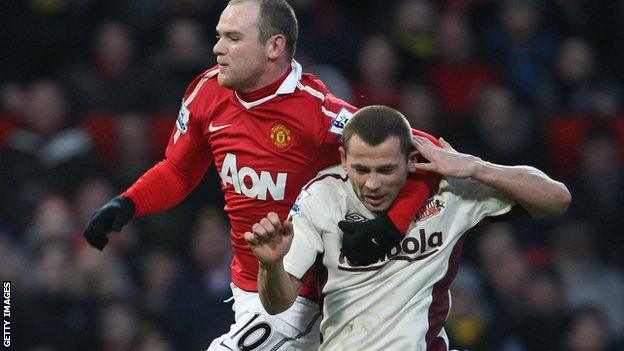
[365,194,387,207]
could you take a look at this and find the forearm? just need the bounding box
[472,160,571,218]
[257,262,301,315]
[123,159,208,217]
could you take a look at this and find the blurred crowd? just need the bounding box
[1,0,623,350]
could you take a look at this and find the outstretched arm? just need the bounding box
[411,137,571,218]
[244,212,303,315]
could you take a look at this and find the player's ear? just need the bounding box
[408,150,419,172]
[266,34,286,60]
[339,146,347,170]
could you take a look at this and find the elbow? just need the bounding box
[537,184,572,218]
[552,183,572,216]
[560,186,572,212]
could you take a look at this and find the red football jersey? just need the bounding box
[124,62,355,299]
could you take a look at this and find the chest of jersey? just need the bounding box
[198,93,334,206]
[323,193,460,291]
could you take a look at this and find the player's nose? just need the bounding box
[213,37,226,56]
[365,175,381,191]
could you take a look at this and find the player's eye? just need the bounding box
[378,168,395,175]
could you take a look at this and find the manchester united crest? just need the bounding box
[270,123,292,149]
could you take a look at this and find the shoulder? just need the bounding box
[442,177,497,197]
[304,165,349,194]
[440,177,515,217]
[182,65,222,103]
[289,165,348,218]
[293,73,356,138]
[298,73,329,97]
[297,73,356,110]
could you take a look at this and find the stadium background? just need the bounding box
[1,0,623,350]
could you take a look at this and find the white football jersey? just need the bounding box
[283,165,515,350]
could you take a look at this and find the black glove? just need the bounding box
[83,195,135,250]
[339,214,404,266]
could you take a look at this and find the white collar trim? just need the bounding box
[235,60,302,109]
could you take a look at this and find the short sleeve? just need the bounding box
[448,177,516,221]
[283,187,328,279]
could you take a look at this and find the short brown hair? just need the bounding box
[230,0,298,60]
[342,105,413,158]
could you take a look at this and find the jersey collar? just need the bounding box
[235,60,303,109]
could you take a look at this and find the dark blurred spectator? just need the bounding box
[21,241,95,350]
[467,84,542,167]
[516,268,568,351]
[476,222,529,349]
[390,0,439,69]
[0,1,89,82]
[113,113,154,186]
[565,127,624,266]
[0,79,103,231]
[565,307,618,351]
[398,81,440,134]
[164,207,233,350]
[73,178,117,227]
[484,0,557,107]
[544,37,623,115]
[137,327,175,351]
[427,13,502,122]
[63,21,141,114]
[96,302,140,351]
[136,17,214,114]
[546,37,597,112]
[90,0,227,51]
[545,0,620,54]
[307,63,355,104]
[446,264,495,350]
[140,248,180,318]
[551,221,624,334]
[23,194,76,249]
[0,82,25,117]
[582,83,623,118]
[0,228,28,289]
[352,34,402,107]
[74,244,137,302]
[291,0,361,75]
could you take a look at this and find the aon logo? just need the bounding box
[219,153,287,200]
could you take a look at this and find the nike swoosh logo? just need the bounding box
[209,122,232,132]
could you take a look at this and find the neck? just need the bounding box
[239,63,292,101]
[239,61,291,94]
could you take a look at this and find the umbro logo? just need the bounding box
[209,122,232,132]
[345,212,367,222]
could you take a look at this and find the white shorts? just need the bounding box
[207,283,321,351]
